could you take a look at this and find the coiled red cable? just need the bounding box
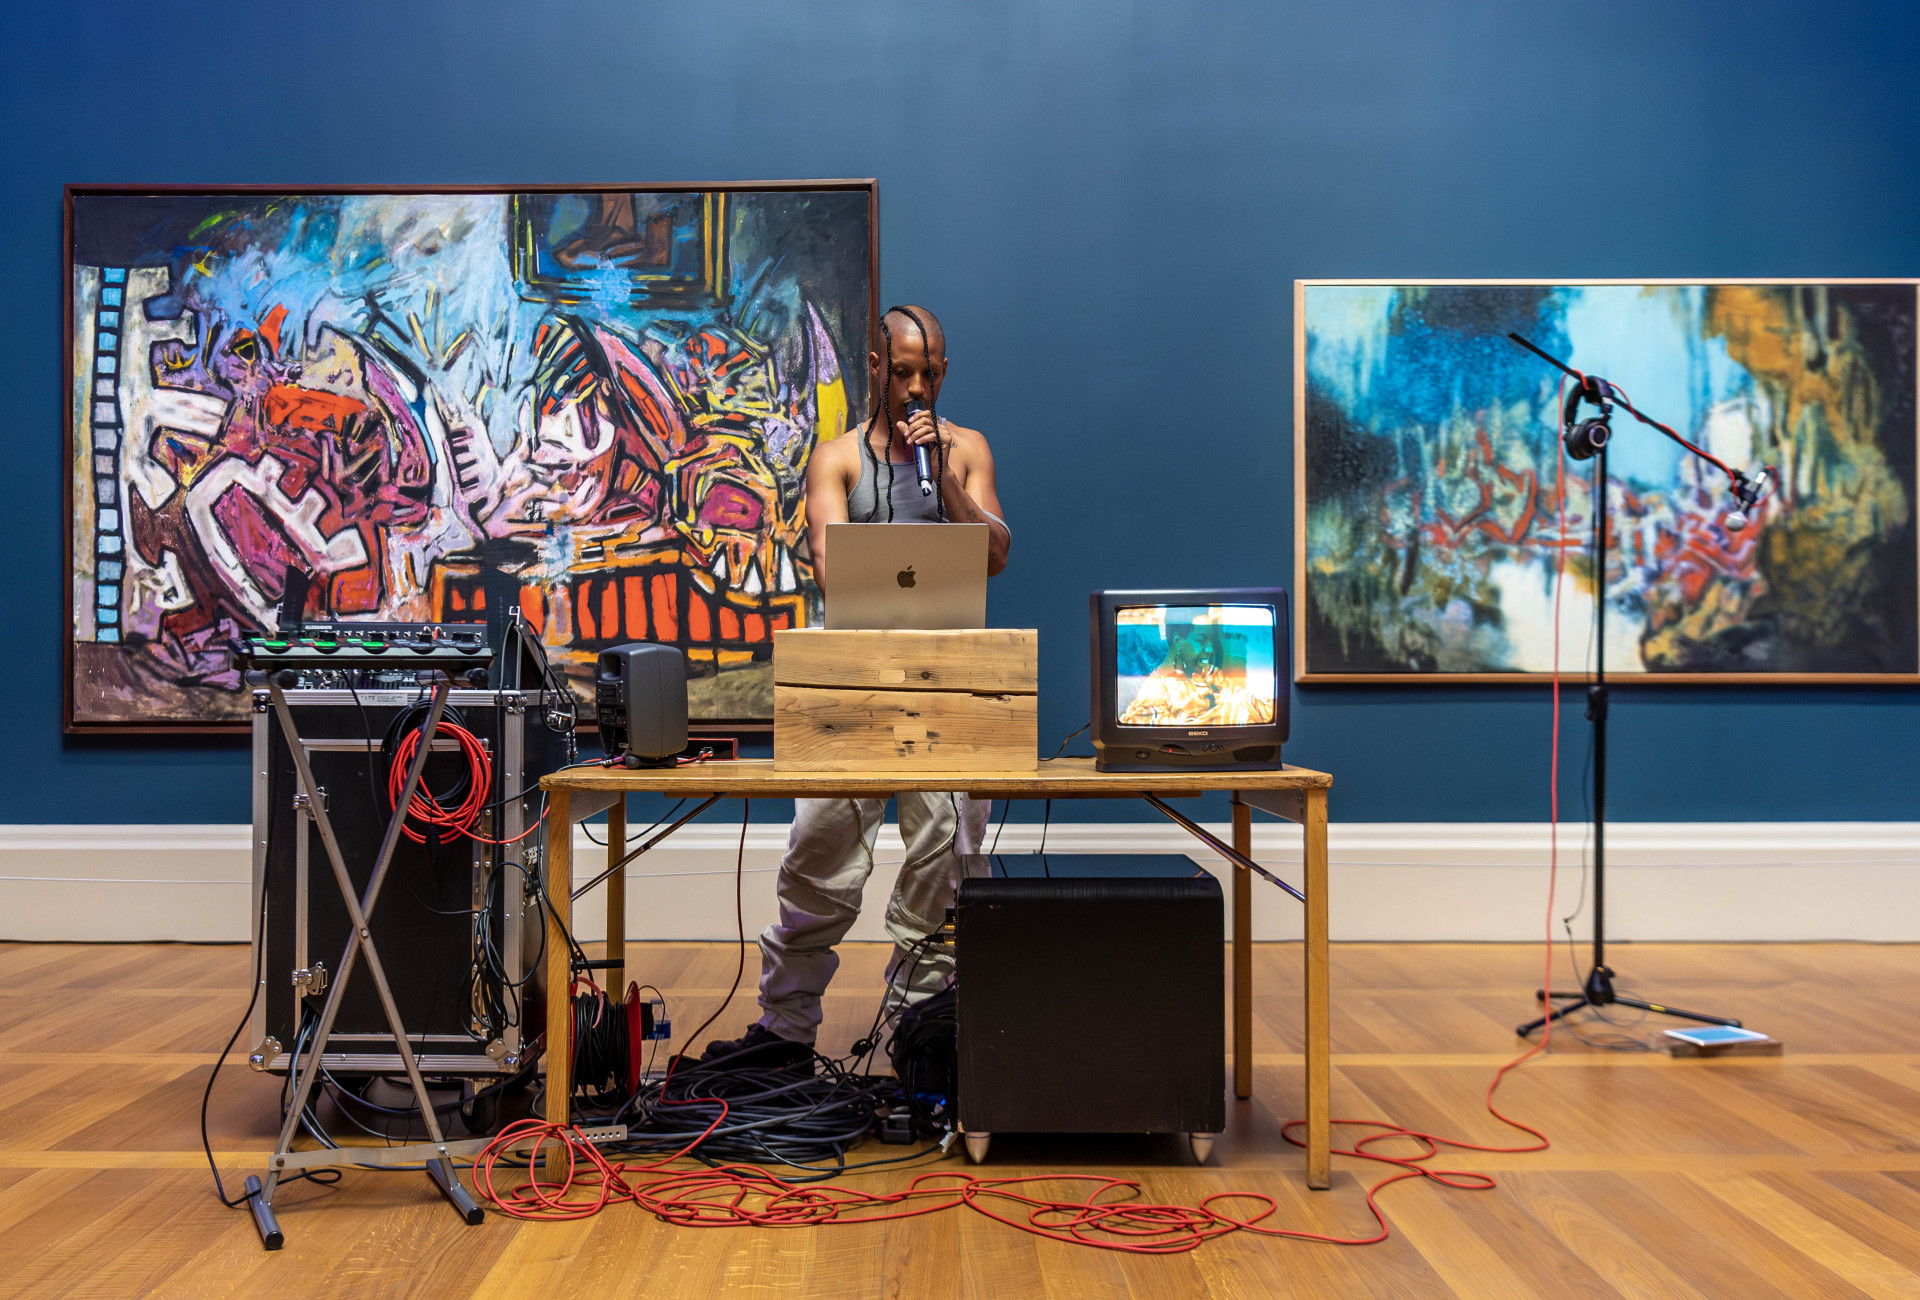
[386,721,545,845]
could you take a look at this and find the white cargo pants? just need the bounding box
[756,793,990,1044]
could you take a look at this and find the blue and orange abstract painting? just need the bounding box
[1297,281,1918,680]
[67,186,873,727]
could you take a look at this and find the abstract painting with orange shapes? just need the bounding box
[67,185,872,728]
[1298,282,1918,680]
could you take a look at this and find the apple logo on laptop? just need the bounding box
[896,566,916,589]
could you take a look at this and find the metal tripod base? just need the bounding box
[242,1126,627,1246]
[1516,964,1742,1037]
[244,1159,479,1249]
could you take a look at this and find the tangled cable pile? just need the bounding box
[611,1061,903,1171]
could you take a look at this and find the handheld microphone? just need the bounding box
[905,400,935,496]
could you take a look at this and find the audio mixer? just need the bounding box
[233,622,496,679]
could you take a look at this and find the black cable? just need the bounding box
[605,1058,917,1177]
[487,857,546,992]
[657,801,752,1068]
[843,929,946,1077]
[532,795,597,981]
[572,985,632,1105]
[468,759,605,816]
[346,682,383,815]
[577,799,692,883]
[200,877,344,1204]
[283,1008,438,1169]
[889,980,958,1139]
[320,1055,537,1126]
[625,983,669,1084]
[1049,721,1091,760]
[874,933,946,1061]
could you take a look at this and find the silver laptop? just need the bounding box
[825,523,989,630]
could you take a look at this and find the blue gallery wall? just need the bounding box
[3,0,1917,824]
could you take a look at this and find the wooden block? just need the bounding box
[775,685,1037,772]
[774,628,1039,773]
[1665,1036,1784,1058]
[773,628,1037,694]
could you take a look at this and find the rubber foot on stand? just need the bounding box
[245,1175,283,1251]
[429,1158,485,1226]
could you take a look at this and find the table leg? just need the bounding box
[606,798,626,1001]
[1303,787,1330,1189]
[1231,800,1253,1101]
[544,789,573,1166]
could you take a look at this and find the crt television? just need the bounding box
[1089,588,1289,773]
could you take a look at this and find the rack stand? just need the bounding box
[243,674,484,1249]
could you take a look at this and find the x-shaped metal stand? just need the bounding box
[243,675,485,1249]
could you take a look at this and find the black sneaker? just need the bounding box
[694,1023,814,1072]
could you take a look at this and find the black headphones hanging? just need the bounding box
[1561,374,1614,461]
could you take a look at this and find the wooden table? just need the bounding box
[538,758,1335,1187]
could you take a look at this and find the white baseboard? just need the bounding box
[4,821,1918,944]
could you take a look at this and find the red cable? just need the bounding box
[385,720,548,845]
[388,721,489,844]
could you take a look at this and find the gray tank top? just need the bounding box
[846,438,944,523]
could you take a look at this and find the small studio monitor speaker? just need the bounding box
[595,643,688,764]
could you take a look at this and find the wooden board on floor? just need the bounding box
[5,939,1920,1298]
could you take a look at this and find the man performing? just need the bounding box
[702,304,1011,1068]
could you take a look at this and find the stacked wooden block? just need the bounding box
[773,628,1038,772]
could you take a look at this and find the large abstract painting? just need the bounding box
[66,183,875,730]
[1296,280,1920,682]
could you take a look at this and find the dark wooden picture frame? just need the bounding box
[65,180,879,733]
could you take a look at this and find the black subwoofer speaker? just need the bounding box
[954,854,1224,1164]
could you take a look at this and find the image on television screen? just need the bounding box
[1114,604,1278,727]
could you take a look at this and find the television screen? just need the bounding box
[1113,604,1278,727]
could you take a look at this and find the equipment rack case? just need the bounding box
[246,687,565,1078]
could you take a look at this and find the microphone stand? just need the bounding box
[1507,335,1744,1038]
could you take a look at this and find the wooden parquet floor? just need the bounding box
[3,939,1920,1298]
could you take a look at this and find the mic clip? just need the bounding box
[1723,467,1775,532]
[1728,467,1770,511]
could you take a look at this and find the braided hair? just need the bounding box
[872,313,901,521]
[892,305,948,522]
